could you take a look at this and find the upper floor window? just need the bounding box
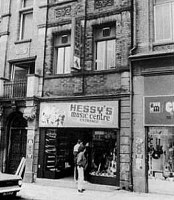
[54,33,71,74]
[94,25,116,71]
[19,0,33,40]
[154,0,174,43]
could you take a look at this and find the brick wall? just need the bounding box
[44,0,131,97]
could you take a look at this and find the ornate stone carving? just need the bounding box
[23,106,37,121]
[94,0,114,9]
[55,6,71,18]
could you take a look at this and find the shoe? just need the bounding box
[78,190,83,193]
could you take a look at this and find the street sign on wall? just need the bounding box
[39,101,119,128]
[144,96,174,126]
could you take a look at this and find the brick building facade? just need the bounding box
[0,0,133,192]
[130,0,174,194]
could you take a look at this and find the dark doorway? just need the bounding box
[6,113,27,174]
[38,128,92,179]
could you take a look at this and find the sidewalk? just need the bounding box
[17,178,174,200]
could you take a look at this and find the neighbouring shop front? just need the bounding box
[37,100,120,186]
[145,95,174,194]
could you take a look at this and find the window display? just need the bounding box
[42,128,118,183]
[148,127,174,179]
[89,130,117,177]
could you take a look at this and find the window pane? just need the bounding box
[21,12,33,40]
[57,48,64,74]
[13,67,27,81]
[90,131,117,178]
[64,46,71,74]
[154,3,172,41]
[96,41,105,70]
[107,40,115,69]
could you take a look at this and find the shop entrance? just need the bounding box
[147,127,174,195]
[38,128,119,186]
[39,128,92,179]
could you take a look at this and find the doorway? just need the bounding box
[6,113,27,174]
[38,128,92,179]
[38,128,119,186]
[147,126,174,195]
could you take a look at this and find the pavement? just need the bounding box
[16,178,174,200]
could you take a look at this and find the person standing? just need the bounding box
[73,139,81,182]
[77,145,86,193]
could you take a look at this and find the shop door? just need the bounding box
[7,129,27,174]
[147,127,174,195]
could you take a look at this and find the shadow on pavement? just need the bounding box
[1,196,26,200]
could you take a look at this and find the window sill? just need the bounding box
[1,13,11,18]
[153,41,174,47]
[39,4,48,9]
[91,68,119,74]
[44,67,127,79]
[15,39,32,44]
[19,7,33,13]
[45,73,74,79]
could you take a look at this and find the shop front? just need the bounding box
[145,96,174,194]
[37,100,120,186]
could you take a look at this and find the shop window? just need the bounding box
[19,0,33,40]
[94,25,116,70]
[90,130,117,178]
[54,33,71,74]
[148,127,174,179]
[154,0,174,43]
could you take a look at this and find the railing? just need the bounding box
[4,80,27,99]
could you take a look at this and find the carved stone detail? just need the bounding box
[94,0,114,9]
[23,106,37,121]
[55,6,71,18]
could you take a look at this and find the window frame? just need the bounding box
[18,0,33,41]
[53,33,72,75]
[10,61,35,81]
[154,0,174,43]
[93,24,116,71]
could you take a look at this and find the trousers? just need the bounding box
[77,166,84,190]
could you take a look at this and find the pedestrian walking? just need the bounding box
[73,139,81,181]
[76,145,87,193]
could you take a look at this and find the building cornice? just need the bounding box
[129,51,174,61]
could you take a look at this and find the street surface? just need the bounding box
[8,180,174,200]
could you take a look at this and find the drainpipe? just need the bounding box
[41,0,49,97]
[82,0,87,94]
[129,0,137,192]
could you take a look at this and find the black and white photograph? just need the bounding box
[0,0,174,199]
